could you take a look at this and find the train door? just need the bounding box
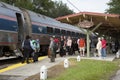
[16,9,32,49]
[20,8,32,37]
[16,13,24,49]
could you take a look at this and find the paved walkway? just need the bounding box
[0,54,117,80]
[110,65,120,80]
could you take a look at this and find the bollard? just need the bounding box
[64,59,69,68]
[116,51,119,58]
[77,55,81,61]
[40,65,47,80]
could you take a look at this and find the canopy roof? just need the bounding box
[56,12,120,38]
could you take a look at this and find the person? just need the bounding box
[60,36,65,57]
[79,38,85,56]
[71,39,76,55]
[111,41,116,53]
[31,39,40,62]
[90,39,96,56]
[96,37,102,58]
[22,35,33,64]
[66,36,72,55]
[63,36,67,56]
[101,37,107,58]
[115,40,119,53]
[49,36,56,62]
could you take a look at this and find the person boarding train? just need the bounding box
[31,39,40,62]
[22,35,33,64]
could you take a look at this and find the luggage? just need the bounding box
[48,48,51,58]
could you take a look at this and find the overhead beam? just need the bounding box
[66,17,72,23]
[91,22,102,32]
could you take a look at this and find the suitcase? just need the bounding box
[48,48,51,58]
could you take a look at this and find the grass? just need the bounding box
[47,58,120,80]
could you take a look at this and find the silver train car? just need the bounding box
[0,2,86,58]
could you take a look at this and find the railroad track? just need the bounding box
[0,57,21,69]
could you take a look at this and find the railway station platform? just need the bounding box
[0,54,116,80]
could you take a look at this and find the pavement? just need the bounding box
[0,54,118,80]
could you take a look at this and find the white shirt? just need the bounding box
[96,40,102,50]
[67,39,72,47]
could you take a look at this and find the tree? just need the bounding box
[0,0,34,10]
[0,0,15,5]
[106,0,120,14]
[0,0,74,18]
[32,0,55,17]
[32,0,74,18]
[50,1,74,18]
[15,0,34,10]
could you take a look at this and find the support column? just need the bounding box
[86,29,90,57]
[86,22,102,57]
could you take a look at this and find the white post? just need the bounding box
[77,55,81,61]
[116,51,119,58]
[40,65,47,80]
[64,59,69,68]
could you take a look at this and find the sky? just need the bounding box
[52,0,110,13]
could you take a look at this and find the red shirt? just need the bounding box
[54,38,59,43]
[79,39,85,47]
[101,39,106,48]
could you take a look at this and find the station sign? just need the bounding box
[78,20,94,28]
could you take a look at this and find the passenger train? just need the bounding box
[0,2,87,58]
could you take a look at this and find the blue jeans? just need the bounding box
[101,48,106,57]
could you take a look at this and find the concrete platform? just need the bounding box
[0,56,18,60]
[0,54,116,80]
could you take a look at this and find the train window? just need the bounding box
[67,31,71,36]
[72,32,75,36]
[38,27,43,33]
[32,25,40,33]
[42,27,47,34]
[61,30,66,35]
[76,33,79,36]
[54,28,60,34]
[0,19,17,31]
[47,27,53,34]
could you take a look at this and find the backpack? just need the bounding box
[32,40,40,49]
[23,40,32,49]
[53,41,59,52]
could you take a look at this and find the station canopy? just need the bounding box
[56,12,120,38]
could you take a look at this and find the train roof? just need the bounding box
[0,2,85,34]
[28,10,84,33]
[0,2,21,12]
[0,2,22,18]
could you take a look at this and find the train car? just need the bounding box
[0,2,86,59]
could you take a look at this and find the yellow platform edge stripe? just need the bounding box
[0,56,47,73]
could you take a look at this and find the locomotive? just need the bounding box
[0,2,86,58]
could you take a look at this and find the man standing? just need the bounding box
[22,35,33,64]
[79,38,85,56]
[49,36,56,62]
[101,37,107,58]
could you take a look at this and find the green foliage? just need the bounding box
[0,0,74,18]
[0,0,14,5]
[32,0,55,17]
[106,0,120,14]
[15,0,34,10]
[49,1,74,18]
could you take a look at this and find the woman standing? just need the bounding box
[96,37,102,58]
